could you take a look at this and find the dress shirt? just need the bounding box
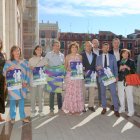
[102,53,109,67]
[113,50,120,61]
[93,48,100,56]
[86,52,93,65]
[45,51,64,67]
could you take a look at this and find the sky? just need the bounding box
[38,0,140,37]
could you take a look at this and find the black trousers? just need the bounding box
[0,74,5,113]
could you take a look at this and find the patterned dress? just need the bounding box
[62,55,84,113]
[3,60,30,100]
[0,52,5,113]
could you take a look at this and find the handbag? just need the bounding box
[125,74,140,86]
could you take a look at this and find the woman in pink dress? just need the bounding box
[62,42,84,115]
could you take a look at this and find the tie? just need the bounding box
[104,55,107,68]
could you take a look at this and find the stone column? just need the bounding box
[0,0,6,52]
[4,0,18,58]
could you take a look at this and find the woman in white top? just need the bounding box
[29,45,47,117]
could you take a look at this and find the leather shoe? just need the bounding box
[110,105,114,111]
[88,107,95,112]
[101,108,106,115]
[114,111,120,117]
[82,107,87,113]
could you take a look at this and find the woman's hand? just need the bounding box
[30,66,34,70]
[124,65,130,70]
[22,83,27,88]
[8,66,15,71]
[67,67,71,72]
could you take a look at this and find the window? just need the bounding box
[60,41,65,49]
[120,42,124,49]
[41,40,45,47]
[41,31,45,38]
[51,31,56,38]
[127,43,132,50]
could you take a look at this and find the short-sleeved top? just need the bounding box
[45,51,64,67]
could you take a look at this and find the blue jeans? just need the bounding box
[10,99,26,119]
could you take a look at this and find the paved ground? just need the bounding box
[0,103,140,140]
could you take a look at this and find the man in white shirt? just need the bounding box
[45,40,64,116]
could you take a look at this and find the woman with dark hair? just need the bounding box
[3,46,30,123]
[29,45,47,117]
[118,49,136,117]
[62,42,84,115]
[0,39,7,122]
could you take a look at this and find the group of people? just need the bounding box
[0,38,140,123]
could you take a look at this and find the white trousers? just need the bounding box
[118,81,134,115]
[30,85,44,113]
[83,81,96,107]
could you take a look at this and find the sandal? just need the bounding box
[10,119,15,124]
[22,118,30,123]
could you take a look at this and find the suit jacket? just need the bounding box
[96,53,118,83]
[118,58,136,81]
[137,54,140,74]
[109,49,121,67]
[81,51,97,72]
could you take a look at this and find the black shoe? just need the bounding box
[114,111,120,117]
[82,106,87,112]
[101,108,106,115]
[110,105,114,111]
[88,107,95,112]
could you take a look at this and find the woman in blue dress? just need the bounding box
[3,46,30,123]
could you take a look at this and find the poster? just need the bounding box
[84,70,97,87]
[70,61,84,80]
[6,69,22,90]
[44,65,65,93]
[97,67,116,86]
[32,66,47,86]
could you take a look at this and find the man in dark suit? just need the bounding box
[92,39,102,106]
[109,38,121,111]
[96,42,120,117]
[81,41,97,112]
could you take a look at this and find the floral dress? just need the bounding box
[62,55,84,113]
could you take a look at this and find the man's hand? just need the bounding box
[96,66,102,71]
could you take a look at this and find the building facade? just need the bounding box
[127,29,140,60]
[0,0,25,58]
[59,31,135,58]
[39,21,59,55]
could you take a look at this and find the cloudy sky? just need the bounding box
[39,0,140,36]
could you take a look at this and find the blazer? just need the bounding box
[118,59,136,81]
[109,49,121,67]
[96,53,118,83]
[81,51,97,72]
